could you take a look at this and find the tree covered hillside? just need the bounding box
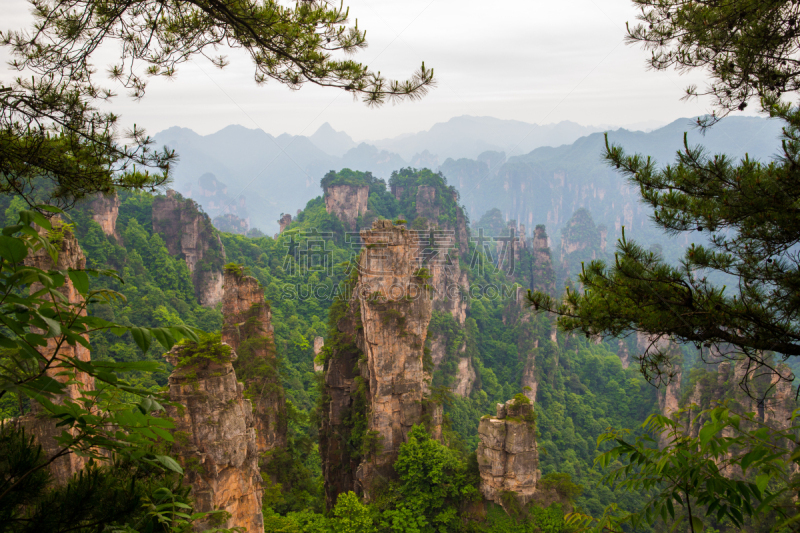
[1,167,666,529]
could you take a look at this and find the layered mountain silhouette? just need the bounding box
[155,115,781,236]
[441,115,783,262]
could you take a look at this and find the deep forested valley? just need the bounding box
[3,0,800,531]
[2,163,795,532]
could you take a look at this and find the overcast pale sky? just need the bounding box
[3,0,750,141]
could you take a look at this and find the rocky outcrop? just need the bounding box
[279,213,292,233]
[428,252,468,327]
[416,185,440,222]
[164,340,264,533]
[320,297,362,508]
[88,193,120,240]
[559,209,604,285]
[213,213,249,235]
[20,219,94,485]
[658,367,682,415]
[152,190,226,307]
[532,225,556,296]
[324,184,369,230]
[321,220,441,506]
[222,267,286,458]
[617,340,631,369]
[421,196,472,395]
[313,337,325,372]
[502,288,542,403]
[454,357,477,397]
[477,397,540,506]
[426,242,473,396]
[598,225,608,252]
[354,220,440,493]
[19,222,93,485]
[764,366,795,430]
[684,359,796,427]
[456,203,469,256]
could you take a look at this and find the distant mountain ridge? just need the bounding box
[154,116,610,233]
[367,116,608,160]
[439,115,783,263]
[154,115,779,235]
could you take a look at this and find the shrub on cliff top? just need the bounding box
[175,332,232,368]
[321,169,379,190]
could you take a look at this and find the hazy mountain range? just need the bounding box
[154,114,781,236]
[442,115,783,263]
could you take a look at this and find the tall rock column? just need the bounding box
[87,192,121,240]
[221,266,287,459]
[320,290,363,508]
[354,219,439,493]
[152,190,226,307]
[20,222,94,485]
[532,225,555,296]
[321,220,441,507]
[477,397,540,506]
[324,184,369,230]
[425,223,474,397]
[165,340,264,533]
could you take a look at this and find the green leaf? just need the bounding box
[0,335,17,349]
[35,205,64,215]
[93,360,161,372]
[740,448,767,473]
[154,455,184,474]
[22,376,66,396]
[690,515,703,532]
[19,210,52,230]
[151,327,176,350]
[151,426,174,442]
[67,269,90,295]
[756,474,769,494]
[130,327,152,354]
[171,325,199,343]
[0,236,28,263]
[37,314,62,336]
[666,497,675,519]
[2,224,23,236]
[699,421,721,445]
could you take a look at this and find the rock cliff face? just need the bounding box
[165,341,264,533]
[355,220,440,493]
[426,245,474,396]
[279,213,292,233]
[532,225,556,296]
[657,366,682,419]
[221,267,287,459]
[313,336,325,372]
[320,296,362,508]
[453,357,477,397]
[617,340,631,369]
[477,398,540,506]
[20,223,94,485]
[213,213,249,235]
[558,208,604,286]
[152,190,226,307]
[321,220,442,506]
[324,184,369,230]
[500,288,544,403]
[416,185,440,222]
[683,359,796,429]
[418,191,473,396]
[88,193,120,240]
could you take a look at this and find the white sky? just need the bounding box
[2,0,754,141]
